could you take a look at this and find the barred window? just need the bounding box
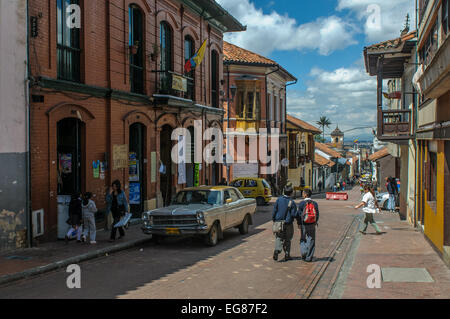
[129,5,144,94]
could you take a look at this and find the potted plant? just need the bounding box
[130,41,139,55]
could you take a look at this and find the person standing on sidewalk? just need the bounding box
[296,189,319,262]
[355,185,382,235]
[81,192,98,244]
[106,180,129,242]
[386,177,397,213]
[65,193,83,243]
[272,183,297,262]
[318,180,322,193]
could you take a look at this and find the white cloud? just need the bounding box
[336,0,415,42]
[287,63,378,140]
[217,0,358,56]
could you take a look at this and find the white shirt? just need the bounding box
[362,192,376,214]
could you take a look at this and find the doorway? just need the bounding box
[160,125,174,206]
[129,123,146,217]
[57,118,83,195]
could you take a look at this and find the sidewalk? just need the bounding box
[332,210,450,299]
[0,222,150,286]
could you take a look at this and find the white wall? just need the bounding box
[0,0,28,154]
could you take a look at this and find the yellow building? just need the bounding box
[415,0,450,265]
[286,115,321,193]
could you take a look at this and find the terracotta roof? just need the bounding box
[287,115,322,134]
[368,147,390,161]
[365,30,417,51]
[223,41,277,65]
[315,142,342,158]
[314,153,335,167]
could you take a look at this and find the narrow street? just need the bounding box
[0,191,359,299]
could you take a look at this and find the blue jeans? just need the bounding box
[388,194,396,210]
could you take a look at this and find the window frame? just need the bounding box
[184,36,196,100]
[57,0,81,82]
[211,50,219,108]
[129,5,144,94]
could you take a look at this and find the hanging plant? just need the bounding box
[150,43,160,61]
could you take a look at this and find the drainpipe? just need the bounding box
[26,0,33,248]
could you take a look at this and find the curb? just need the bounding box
[0,236,152,287]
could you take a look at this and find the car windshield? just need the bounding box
[262,179,270,188]
[173,190,221,205]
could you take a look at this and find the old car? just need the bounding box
[141,186,257,246]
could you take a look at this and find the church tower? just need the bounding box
[331,126,344,150]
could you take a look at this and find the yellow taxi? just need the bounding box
[230,177,272,206]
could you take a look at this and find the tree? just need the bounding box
[316,116,332,142]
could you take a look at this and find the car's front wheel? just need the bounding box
[204,223,219,246]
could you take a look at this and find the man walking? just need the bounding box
[318,180,323,193]
[272,183,297,262]
[296,189,319,262]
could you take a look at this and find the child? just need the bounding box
[66,193,83,243]
[82,192,98,244]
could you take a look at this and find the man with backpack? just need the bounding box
[296,189,319,262]
[272,183,297,262]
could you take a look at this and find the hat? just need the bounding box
[284,182,293,194]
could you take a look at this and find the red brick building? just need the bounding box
[222,42,297,193]
[28,0,245,241]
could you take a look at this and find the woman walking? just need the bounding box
[355,185,382,235]
[106,180,129,242]
[81,192,98,244]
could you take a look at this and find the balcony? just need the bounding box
[419,37,450,99]
[377,108,413,142]
[152,70,194,101]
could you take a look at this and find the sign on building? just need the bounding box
[113,144,128,170]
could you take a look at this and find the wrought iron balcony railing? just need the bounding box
[152,70,194,100]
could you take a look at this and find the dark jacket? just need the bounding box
[387,182,397,195]
[272,196,297,224]
[296,199,320,225]
[68,197,82,226]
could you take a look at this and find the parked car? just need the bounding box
[141,186,257,246]
[376,192,390,210]
[230,177,272,206]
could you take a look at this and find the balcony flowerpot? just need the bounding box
[130,41,139,55]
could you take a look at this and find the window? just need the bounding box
[184,36,195,100]
[289,133,298,169]
[160,22,172,91]
[443,0,449,35]
[420,20,439,66]
[57,0,81,82]
[245,179,257,187]
[129,5,144,94]
[232,180,243,187]
[235,84,260,120]
[211,50,219,108]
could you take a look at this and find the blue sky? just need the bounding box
[217,0,415,140]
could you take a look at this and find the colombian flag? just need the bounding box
[184,40,207,73]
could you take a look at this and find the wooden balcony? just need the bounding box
[377,108,413,142]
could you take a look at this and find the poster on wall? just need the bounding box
[113,144,128,170]
[59,154,72,174]
[151,152,156,183]
[129,182,141,205]
[100,162,106,180]
[129,152,139,182]
[93,160,100,179]
[194,163,200,187]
